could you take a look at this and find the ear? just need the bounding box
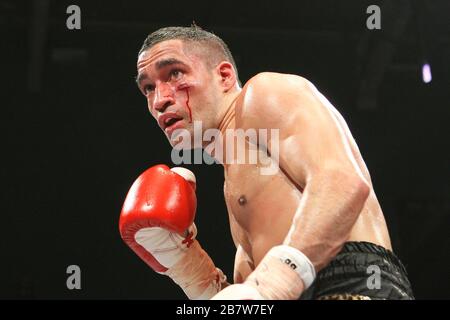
[216,61,237,92]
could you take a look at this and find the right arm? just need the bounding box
[120,165,226,299]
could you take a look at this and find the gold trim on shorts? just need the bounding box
[318,293,372,300]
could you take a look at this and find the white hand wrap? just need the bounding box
[245,245,316,300]
[135,224,226,300]
[267,245,316,289]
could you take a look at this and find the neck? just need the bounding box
[206,88,241,166]
[217,89,241,133]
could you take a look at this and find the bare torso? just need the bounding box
[221,85,392,282]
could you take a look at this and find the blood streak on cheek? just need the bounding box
[177,83,193,123]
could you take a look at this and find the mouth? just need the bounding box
[158,113,184,133]
[164,117,179,128]
[165,118,184,137]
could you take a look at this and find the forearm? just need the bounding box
[284,170,370,271]
[213,171,370,300]
[164,239,227,299]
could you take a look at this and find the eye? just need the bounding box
[169,69,183,81]
[143,84,155,95]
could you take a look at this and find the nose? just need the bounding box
[153,81,175,113]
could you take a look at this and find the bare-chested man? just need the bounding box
[119,26,414,300]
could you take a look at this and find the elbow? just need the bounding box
[340,172,371,210]
[350,176,371,206]
[318,168,371,207]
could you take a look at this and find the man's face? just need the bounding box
[136,39,218,147]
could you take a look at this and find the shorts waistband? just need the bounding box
[303,241,415,299]
[334,241,409,276]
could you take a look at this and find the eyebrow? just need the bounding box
[156,58,185,70]
[135,58,187,88]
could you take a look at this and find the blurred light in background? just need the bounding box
[422,62,432,83]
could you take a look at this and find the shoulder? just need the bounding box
[246,71,308,88]
[235,72,311,128]
[243,72,310,98]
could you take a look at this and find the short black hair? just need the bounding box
[139,25,240,85]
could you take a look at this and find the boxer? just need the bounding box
[121,25,414,300]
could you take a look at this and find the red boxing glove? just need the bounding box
[119,165,226,299]
[119,164,196,272]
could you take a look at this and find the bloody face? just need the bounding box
[136,39,218,147]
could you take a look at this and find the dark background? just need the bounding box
[1,0,449,299]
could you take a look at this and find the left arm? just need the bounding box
[246,72,370,271]
[213,73,370,300]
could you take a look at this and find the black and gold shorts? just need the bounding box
[300,241,414,300]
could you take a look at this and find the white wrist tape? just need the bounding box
[165,241,226,299]
[135,224,225,300]
[266,245,316,289]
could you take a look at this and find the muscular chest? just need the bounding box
[224,161,302,236]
